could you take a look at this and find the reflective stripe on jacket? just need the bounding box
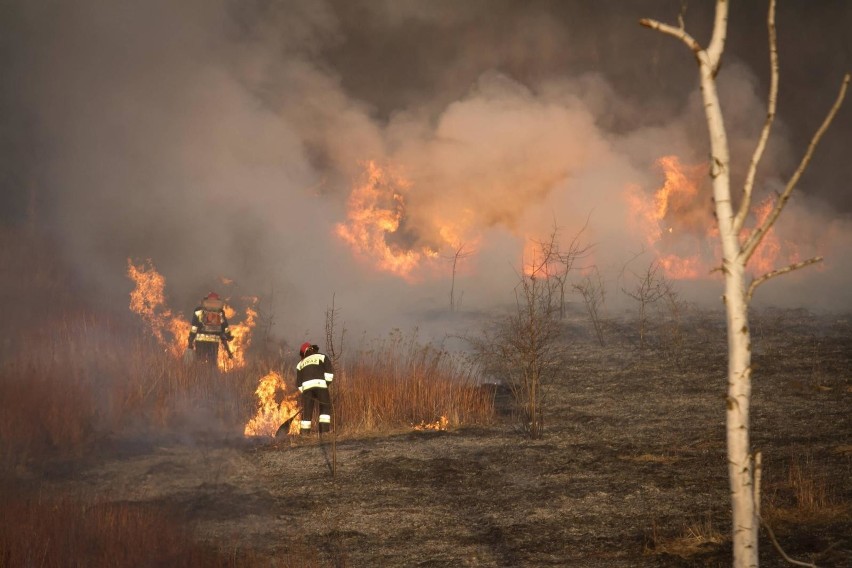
[301,378,329,390]
[295,352,334,391]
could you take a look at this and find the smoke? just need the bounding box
[3,0,851,344]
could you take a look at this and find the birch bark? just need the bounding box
[640,1,848,565]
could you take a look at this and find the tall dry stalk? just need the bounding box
[573,266,607,346]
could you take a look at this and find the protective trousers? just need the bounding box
[300,387,332,434]
[195,342,219,365]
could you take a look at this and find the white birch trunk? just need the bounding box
[643,2,759,565]
[642,2,847,566]
[700,56,759,568]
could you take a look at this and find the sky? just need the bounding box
[2,0,851,342]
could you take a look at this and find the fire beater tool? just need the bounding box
[222,337,234,359]
[275,409,302,438]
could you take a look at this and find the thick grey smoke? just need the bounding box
[3,0,851,343]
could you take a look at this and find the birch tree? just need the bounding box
[640,2,849,566]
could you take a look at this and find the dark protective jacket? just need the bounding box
[188,297,233,348]
[295,352,334,392]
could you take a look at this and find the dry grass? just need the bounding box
[3,227,848,566]
[0,322,492,566]
[2,316,495,471]
[0,485,259,567]
[619,452,680,464]
[644,515,726,559]
[762,454,850,525]
[0,313,263,475]
[0,230,493,566]
[333,329,495,434]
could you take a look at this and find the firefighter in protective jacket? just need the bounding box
[295,342,334,434]
[187,292,233,365]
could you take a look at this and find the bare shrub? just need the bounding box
[573,266,607,346]
[468,237,570,439]
[531,220,593,319]
[657,284,691,367]
[622,260,675,350]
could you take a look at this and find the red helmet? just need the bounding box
[206,291,220,300]
[299,342,313,357]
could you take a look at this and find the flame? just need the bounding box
[625,156,797,279]
[127,259,189,358]
[217,303,257,369]
[413,416,449,431]
[335,160,478,280]
[126,258,256,371]
[243,371,301,437]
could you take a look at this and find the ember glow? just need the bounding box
[243,371,301,437]
[520,236,564,279]
[625,156,797,280]
[126,258,256,371]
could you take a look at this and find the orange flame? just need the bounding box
[626,156,796,279]
[127,259,189,358]
[413,416,450,431]
[336,160,478,280]
[126,258,256,371]
[243,371,301,437]
[218,303,257,369]
[335,160,426,279]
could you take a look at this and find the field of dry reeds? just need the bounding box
[1,227,850,567]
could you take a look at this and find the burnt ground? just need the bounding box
[43,308,851,567]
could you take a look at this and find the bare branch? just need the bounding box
[760,517,817,568]
[745,257,823,303]
[735,0,778,234]
[639,18,702,58]
[742,73,850,263]
[447,243,474,311]
[325,293,345,369]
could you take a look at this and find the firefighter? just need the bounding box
[295,342,334,435]
[187,292,233,365]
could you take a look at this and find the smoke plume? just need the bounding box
[3,0,851,342]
